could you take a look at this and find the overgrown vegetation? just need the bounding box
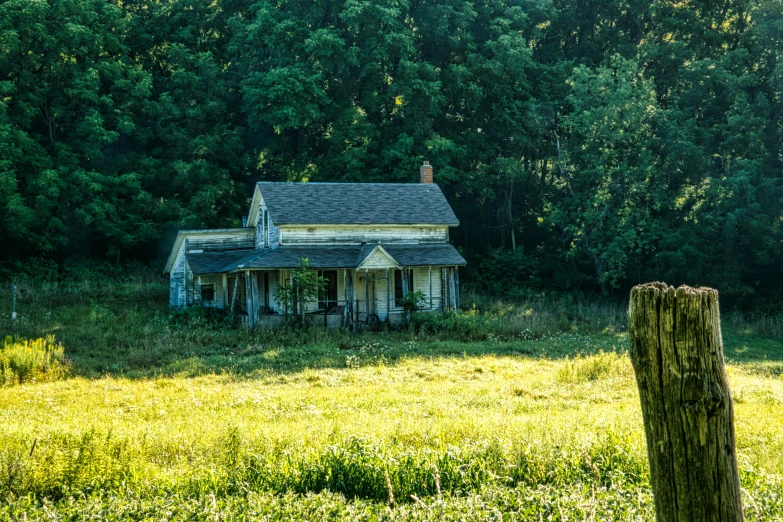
[2,0,782,306]
[0,281,782,519]
[274,258,327,326]
[0,335,69,386]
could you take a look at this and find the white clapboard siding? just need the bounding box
[384,268,440,311]
[354,269,392,320]
[269,215,280,246]
[170,244,188,307]
[195,274,225,307]
[376,272,390,320]
[337,270,346,302]
[184,259,194,305]
[255,203,280,249]
[414,267,442,310]
[357,247,399,270]
[186,232,254,252]
[280,225,448,245]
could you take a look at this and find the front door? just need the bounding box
[368,275,376,316]
[319,270,338,310]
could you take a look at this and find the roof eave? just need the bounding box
[164,228,254,274]
[273,221,460,227]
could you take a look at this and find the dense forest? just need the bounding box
[1,0,781,305]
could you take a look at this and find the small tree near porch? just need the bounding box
[274,258,326,327]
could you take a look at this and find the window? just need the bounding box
[394,269,414,307]
[200,284,216,303]
[263,209,269,247]
[318,270,338,310]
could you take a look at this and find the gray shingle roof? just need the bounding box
[185,250,256,275]
[234,246,365,270]
[185,244,466,274]
[257,182,460,226]
[383,244,466,266]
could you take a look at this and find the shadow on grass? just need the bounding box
[2,289,781,381]
[2,306,630,380]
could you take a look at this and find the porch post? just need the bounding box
[447,267,457,311]
[364,269,369,322]
[196,276,202,304]
[183,251,189,307]
[251,272,260,325]
[230,276,239,312]
[428,266,433,309]
[245,270,255,327]
[401,267,409,324]
[442,268,448,312]
[222,274,228,308]
[385,268,390,319]
[455,266,460,309]
[343,269,354,329]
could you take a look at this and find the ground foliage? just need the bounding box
[1,0,782,305]
[1,283,783,519]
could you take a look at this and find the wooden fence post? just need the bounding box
[629,283,743,522]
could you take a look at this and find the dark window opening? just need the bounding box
[394,269,414,307]
[201,284,216,303]
[319,270,338,310]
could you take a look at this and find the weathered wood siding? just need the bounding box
[413,267,442,311]
[186,231,254,252]
[337,270,346,303]
[280,225,448,245]
[169,241,188,307]
[184,258,195,305]
[269,214,280,247]
[169,233,254,307]
[194,274,228,307]
[254,197,280,249]
[353,269,395,320]
[357,248,398,270]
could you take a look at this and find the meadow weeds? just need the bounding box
[0,335,69,386]
[0,279,781,519]
[556,351,631,384]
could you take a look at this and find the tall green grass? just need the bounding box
[0,279,781,519]
[557,351,631,384]
[0,335,69,386]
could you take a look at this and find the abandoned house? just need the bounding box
[163,162,465,327]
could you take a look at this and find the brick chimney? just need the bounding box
[420,161,433,184]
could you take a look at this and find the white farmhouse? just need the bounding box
[163,162,465,327]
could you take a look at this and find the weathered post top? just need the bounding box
[629,283,743,522]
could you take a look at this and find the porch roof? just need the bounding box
[186,243,466,274]
[382,244,466,267]
[184,250,255,275]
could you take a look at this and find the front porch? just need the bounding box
[190,266,460,329]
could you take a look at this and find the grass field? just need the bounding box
[1,281,782,520]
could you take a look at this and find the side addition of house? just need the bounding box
[163,162,465,327]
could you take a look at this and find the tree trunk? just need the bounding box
[629,283,743,522]
[507,178,516,251]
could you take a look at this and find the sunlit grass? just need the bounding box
[0,335,69,386]
[0,281,781,519]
